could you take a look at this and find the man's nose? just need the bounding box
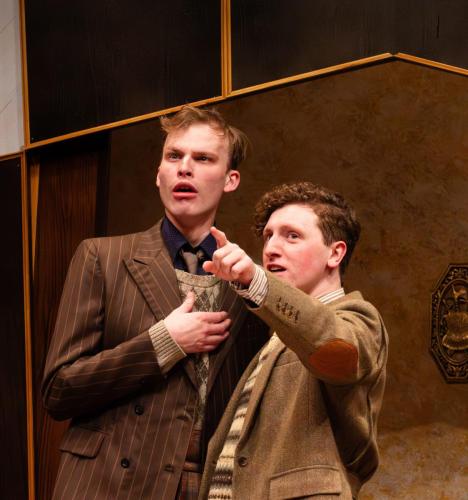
[177,157,193,176]
[264,236,281,257]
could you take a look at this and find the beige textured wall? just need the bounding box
[0,0,24,155]
[108,60,468,499]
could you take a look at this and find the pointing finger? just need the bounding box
[210,226,229,249]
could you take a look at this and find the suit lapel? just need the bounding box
[239,336,286,445]
[124,221,198,388]
[206,283,248,396]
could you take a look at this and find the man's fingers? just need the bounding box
[231,257,252,278]
[206,318,231,334]
[180,291,195,312]
[208,244,242,279]
[202,260,215,273]
[218,247,244,275]
[210,226,229,249]
[197,311,229,323]
[203,332,230,349]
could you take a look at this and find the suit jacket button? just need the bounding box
[121,458,130,468]
[237,456,248,467]
[134,404,144,415]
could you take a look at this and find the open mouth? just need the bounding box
[173,182,197,193]
[267,264,286,273]
[173,182,197,199]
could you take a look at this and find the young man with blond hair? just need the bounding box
[199,181,388,499]
[42,106,269,499]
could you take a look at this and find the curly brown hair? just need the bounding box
[160,105,249,170]
[253,181,361,275]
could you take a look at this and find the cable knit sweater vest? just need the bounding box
[175,270,222,430]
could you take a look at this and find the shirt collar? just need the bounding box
[317,287,345,304]
[161,217,217,264]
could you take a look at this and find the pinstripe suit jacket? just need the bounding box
[42,221,268,500]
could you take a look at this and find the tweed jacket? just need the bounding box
[41,221,268,500]
[199,274,388,499]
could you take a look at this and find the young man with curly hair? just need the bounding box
[199,181,388,499]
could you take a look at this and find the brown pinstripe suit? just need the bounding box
[42,221,268,499]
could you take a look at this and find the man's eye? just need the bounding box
[197,155,210,162]
[288,232,299,240]
[167,152,179,160]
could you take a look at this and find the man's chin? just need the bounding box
[166,208,216,230]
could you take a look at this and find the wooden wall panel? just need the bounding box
[25,0,221,142]
[0,157,28,499]
[397,0,468,69]
[231,0,395,89]
[231,0,468,90]
[31,135,109,500]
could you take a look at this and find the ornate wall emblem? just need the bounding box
[431,265,468,383]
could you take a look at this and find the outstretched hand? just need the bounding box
[164,292,231,353]
[202,227,256,286]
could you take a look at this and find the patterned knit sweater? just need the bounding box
[175,270,222,430]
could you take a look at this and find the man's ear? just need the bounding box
[156,166,161,188]
[328,241,347,270]
[223,169,240,193]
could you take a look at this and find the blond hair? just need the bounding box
[160,106,249,170]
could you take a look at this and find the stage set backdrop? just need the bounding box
[1,1,467,499]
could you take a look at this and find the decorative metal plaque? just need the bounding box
[431,264,468,383]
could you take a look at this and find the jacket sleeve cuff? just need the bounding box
[149,321,186,375]
[230,265,268,306]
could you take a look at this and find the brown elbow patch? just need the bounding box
[308,339,358,381]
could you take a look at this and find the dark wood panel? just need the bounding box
[0,157,28,499]
[397,0,468,69]
[107,120,165,236]
[231,0,395,89]
[31,135,109,499]
[25,0,221,142]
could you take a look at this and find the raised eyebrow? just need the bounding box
[279,224,302,235]
[193,151,217,158]
[164,147,182,154]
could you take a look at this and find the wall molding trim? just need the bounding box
[228,53,394,97]
[21,51,467,152]
[395,53,468,77]
[20,151,36,500]
[0,151,23,162]
[221,0,232,96]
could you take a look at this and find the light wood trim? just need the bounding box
[24,95,226,150]
[0,151,23,162]
[29,157,40,275]
[25,54,392,150]
[20,152,36,500]
[229,53,395,97]
[395,53,468,76]
[23,50,468,151]
[221,0,232,96]
[19,0,31,146]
